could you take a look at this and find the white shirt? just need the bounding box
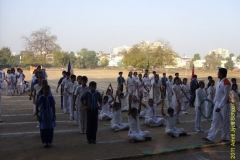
[128,114,141,133]
[164,113,177,130]
[61,78,71,93]
[127,77,135,86]
[207,86,215,101]
[101,102,111,114]
[195,88,207,108]
[131,101,139,109]
[145,104,157,120]
[65,81,77,94]
[74,85,89,99]
[11,73,17,82]
[6,73,12,83]
[34,84,42,95]
[0,70,4,84]
[111,109,122,125]
[133,76,138,83]
[153,80,161,96]
[213,78,231,108]
[166,81,173,95]
[120,93,128,107]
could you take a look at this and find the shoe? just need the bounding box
[195,128,203,133]
[43,143,48,148]
[47,143,51,148]
[202,137,214,143]
[179,132,188,136]
[219,139,229,143]
[145,137,152,141]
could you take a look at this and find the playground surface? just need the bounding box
[0,68,239,160]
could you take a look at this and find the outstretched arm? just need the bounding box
[161,100,166,116]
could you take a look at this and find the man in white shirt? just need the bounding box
[61,72,71,114]
[203,68,231,143]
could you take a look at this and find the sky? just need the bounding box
[0,0,240,58]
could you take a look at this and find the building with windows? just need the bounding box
[209,48,229,59]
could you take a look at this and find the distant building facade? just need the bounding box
[209,48,229,59]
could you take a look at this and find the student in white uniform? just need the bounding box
[161,103,187,137]
[16,68,25,95]
[203,68,231,143]
[73,76,82,125]
[136,74,144,99]
[152,74,161,104]
[126,71,135,95]
[229,84,239,128]
[111,91,129,132]
[206,80,215,120]
[195,81,207,132]
[133,72,138,88]
[33,73,44,115]
[150,71,157,99]
[141,98,165,127]
[143,73,151,102]
[5,69,12,96]
[181,78,191,114]
[0,68,3,122]
[166,75,173,108]
[0,67,5,89]
[172,77,183,123]
[105,83,113,103]
[23,81,31,92]
[99,95,114,120]
[119,91,129,112]
[61,72,71,114]
[11,68,17,95]
[65,74,77,121]
[74,76,89,133]
[128,94,151,142]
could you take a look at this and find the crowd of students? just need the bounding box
[0,66,238,148]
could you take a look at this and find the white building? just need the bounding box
[209,48,229,59]
[193,59,227,68]
[112,45,131,55]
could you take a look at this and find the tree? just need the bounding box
[225,57,234,71]
[22,27,58,65]
[0,47,17,67]
[21,51,37,66]
[99,55,109,68]
[121,41,177,69]
[203,52,221,71]
[75,48,99,68]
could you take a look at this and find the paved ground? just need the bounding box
[0,69,240,160]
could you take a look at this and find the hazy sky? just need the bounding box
[0,0,239,58]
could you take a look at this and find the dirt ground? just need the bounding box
[0,68,240,160]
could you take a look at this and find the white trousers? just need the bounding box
[207,103,230,141]
[99,113,112,120]
[68,94,74,118]
[63,93,69,113]
[145,117,164,127]
[111,123,129,131]
[165,127,184,137]
[79,104,87,133]
[195,109,201,129]
[128,130,150,141]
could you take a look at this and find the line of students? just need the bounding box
[33,68,239,148]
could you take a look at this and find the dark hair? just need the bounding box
[207,80,215,88]
[62,70,66,74]
[148,98,154,103]
[41,79,48,85]
[168,107,174,113]
[153,71,156,74]
[81,76,88,81]
[173,77,180,84]
[70,74,76,79]
[175,73,179,76]
[103,96,109,100]
[208,76,212,80]
[66,72,70,76]
[198,81,204,86]
[145,69,148,72]
[42,84,50,91]
[131,107,138,113]
[133,72,137,75]
[183,78,187,81]
[77,76,82,80]
[218,68,227,78]
[193,75,197,78]
[231,78,236,82]
[168,75,172,78]
[89,81,97,87]
[119,72,123,74]
[232,83,238,90]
